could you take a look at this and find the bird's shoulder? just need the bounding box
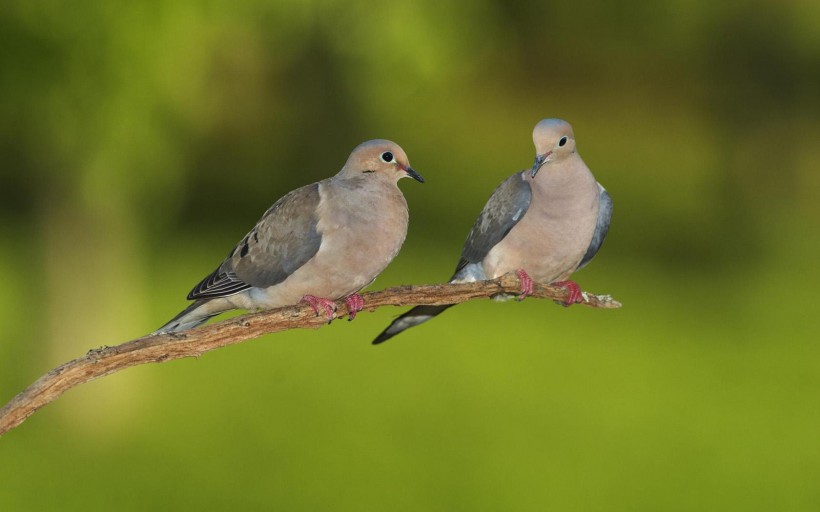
[187,182,324,299]
[455,172,532,272]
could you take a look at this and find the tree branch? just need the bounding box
[0,273,620,436]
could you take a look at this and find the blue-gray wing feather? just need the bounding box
[577,184,612,270]
[187,183,323,300]
[455,173,532,274]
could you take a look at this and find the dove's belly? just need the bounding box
[483,178,599,283]
[230,180,409,309]
[248,232,403,307]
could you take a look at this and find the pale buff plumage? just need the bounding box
[156,140,423,334]
[482,120,601,282]
[373,119,611,344]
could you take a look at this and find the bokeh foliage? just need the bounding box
[1,1,819,510]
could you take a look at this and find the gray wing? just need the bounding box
[187,183,323,300]
[455,172,532,274]
[577,184,612,270]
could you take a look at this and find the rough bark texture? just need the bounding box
[0,273,620,436]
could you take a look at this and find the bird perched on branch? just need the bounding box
[156,139,424,334]
[373,119,611,344]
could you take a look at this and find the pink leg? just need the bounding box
[552,280,583,306]
[516,269,534,301]
[344,293,365,321]
[301,294,337,322]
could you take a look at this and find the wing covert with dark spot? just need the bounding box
[186,182,323,300]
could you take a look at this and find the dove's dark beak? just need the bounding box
[403,166,424,183]
[531,152,550,178]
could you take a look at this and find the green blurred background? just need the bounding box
[2,1,819,510]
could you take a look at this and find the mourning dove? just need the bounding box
[156,139,424,334]
[372,119,611,344]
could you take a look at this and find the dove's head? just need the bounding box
[531,119,576,178]
[340,139,424,184]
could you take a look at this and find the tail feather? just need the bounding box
[372,304,453,345]
[373,265,485,345]
[154,300,222,335]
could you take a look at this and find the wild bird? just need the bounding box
[156,139,424,334]
[373,118,612,344]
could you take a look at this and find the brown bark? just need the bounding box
[0,273,620,436]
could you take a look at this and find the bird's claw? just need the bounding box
[552,280,583,306]
[516,269,534,301]
[344,293,365,321]
[301,295,337,322]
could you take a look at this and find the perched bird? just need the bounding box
[373,119,611,344]
[156,140,424,334]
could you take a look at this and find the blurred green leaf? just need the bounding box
[1,1,819,510]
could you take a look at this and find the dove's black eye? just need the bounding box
[380,151,394,163]
[558,136,568,147]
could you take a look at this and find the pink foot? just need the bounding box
[301,295,337,322]
[516,269,534,301]
[344,293,365,321]
[553,280,583,306]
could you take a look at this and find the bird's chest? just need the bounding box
[485,182,599,281]
[316,188,409,274]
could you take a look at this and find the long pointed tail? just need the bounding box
[153,299,225,335]
[372,304,453,345]
[373,264,486,345]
